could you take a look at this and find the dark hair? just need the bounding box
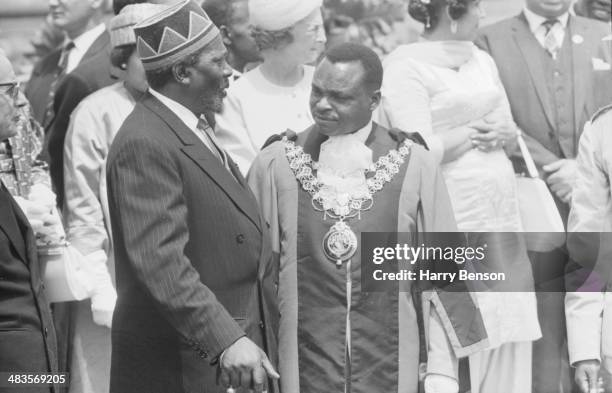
[322,42,383,91]
[110,44,136,69]
[113,0,148,15]
[201,0,238,28]
[144,45,206,90]
[408,0,473,30]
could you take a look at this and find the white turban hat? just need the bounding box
[109,3,170,48]
[249,0,323,31]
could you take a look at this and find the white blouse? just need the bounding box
[215,65,315,175]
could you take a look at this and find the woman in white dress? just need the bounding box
[215,0,326,174]
[379,1,541,392]
[62,4,167,393]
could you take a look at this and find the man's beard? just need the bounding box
[201,94,223,114]
[200,79,226,114]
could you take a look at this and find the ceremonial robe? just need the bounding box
[248,123,488,393]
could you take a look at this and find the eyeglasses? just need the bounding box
[0,81,20,103]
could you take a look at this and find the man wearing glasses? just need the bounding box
[0,50,60,393]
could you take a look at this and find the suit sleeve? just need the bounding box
[107,136,245,359]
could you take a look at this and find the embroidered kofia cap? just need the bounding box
[249,0,322,31]
[134,0,220,71]
[109,3,170,49]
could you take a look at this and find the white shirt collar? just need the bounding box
[523,6,570,34]
[65,23,106,72]
[348,120,374,144]
[149,88,199,131]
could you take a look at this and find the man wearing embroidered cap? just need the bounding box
[248,42,487,393]
[62,4,169,393]
[106,1,279,392]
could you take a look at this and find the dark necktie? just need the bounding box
[196,116,233,174]
[43,41,74,128]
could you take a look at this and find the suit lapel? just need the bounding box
[142,95,262,232]
[79,30,110,65]
[30,49,62,77]
[513,14,557,130]
[0,187,28,264]
[568,16,591,135]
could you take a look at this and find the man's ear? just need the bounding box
[370,89,382,111]
[219,25,232,47]
[172,62,191,85]
[89,0,106,11]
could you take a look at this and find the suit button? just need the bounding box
[199,350,208,359]
[259,321,265,329]
[44,327,48,336]
[236,234,245,244]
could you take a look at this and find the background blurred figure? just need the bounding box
[323,0,422,57]
[565,105,612,393]
[215,0,326,174]
[25,0,109,126]
[477,2,611,392]
[0,48,60,393]
[43,0,118,209]
[61,5,168,392]
[380,0,541,392]
[201,0,262,78]
[30,16,66,61]
[572,0,612,22]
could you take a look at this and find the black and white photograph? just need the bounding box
[0,0,611,392]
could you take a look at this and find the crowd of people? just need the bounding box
[0,0,610,392]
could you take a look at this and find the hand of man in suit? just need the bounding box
[219,336,279,392]
[543,159,578,203]
[574,359,601,393]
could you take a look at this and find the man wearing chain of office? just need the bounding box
[248,42,488,393]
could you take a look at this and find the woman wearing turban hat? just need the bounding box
[214,0,327,175]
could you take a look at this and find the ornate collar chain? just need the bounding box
[283,136,412,266]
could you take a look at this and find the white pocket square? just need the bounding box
[592,57,611,71]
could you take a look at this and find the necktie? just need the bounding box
[43,41,74,128]
[542,19,560,59]
[196,116,234,175]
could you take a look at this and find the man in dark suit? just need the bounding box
[25,0,113,205]
[0,56,59,393]
[25,0,109,126]
[106,2,279,392]
[476,1,611,391]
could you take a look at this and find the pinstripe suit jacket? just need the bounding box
[106,93,279,393]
